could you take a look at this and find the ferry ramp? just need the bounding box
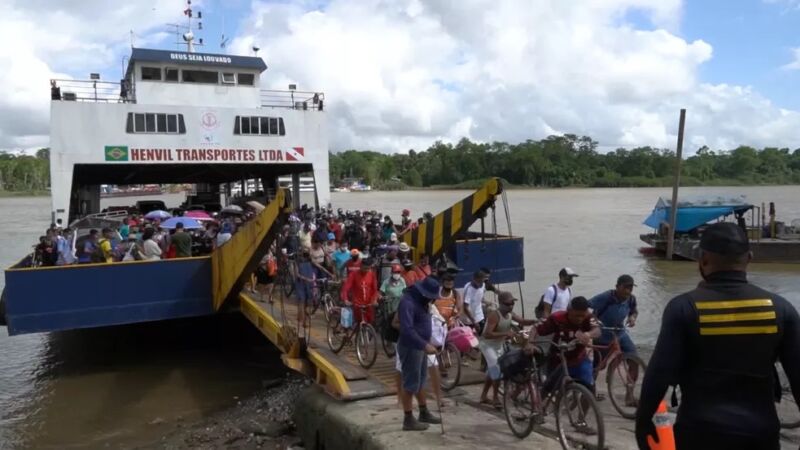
[233,178,517,401]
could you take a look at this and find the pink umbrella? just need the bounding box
[184,210,215,222]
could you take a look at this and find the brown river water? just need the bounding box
[1,187,799,448]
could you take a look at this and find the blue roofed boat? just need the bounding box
[640,196,800,262]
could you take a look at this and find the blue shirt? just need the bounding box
[589,290,637,341]
[398,285,432,351]
[333,249,351,271]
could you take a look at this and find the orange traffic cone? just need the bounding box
[648,400,676,450]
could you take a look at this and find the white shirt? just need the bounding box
[543,284,572,314]
[463,281,487,324]
[143,239,162,260]
[216,232,232,247]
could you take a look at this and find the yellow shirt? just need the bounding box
[99,238,113,263]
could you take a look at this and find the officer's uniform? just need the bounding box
[636,223,800,450]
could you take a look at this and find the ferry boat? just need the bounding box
[1,22,330,335]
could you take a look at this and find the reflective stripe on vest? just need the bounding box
[695,298,777,336]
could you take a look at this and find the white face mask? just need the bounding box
[391,273,401,281]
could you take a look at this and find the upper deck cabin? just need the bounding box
[49,48,329,225]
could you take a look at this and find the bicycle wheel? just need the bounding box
[322,293,335,323]
[504,378,537,438]
[555,382,605,450]
[439,343,462,391]
[355,323,378,369]
[306,286,321,317]
[777,362,800,429]
[606,353,646,420]
[280,270,294,298]
[381,334,397,358]
[326,315,346,353]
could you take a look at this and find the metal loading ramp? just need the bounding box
[228,178,519,401]
[239,292,487,400]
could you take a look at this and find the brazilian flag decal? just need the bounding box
[104,145,129,162]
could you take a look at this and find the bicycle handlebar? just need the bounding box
[601,326,626,332]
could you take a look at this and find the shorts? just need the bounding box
[295,282,312,303]
[397,342,428,393]
[395,353,437,372]
[597,331,637,355]
[256,268,275,285]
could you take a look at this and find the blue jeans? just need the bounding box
[397,342,427,394]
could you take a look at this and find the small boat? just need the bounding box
[640,196,800,263]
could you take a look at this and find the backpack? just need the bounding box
[90,239,108,263]
[535,284,570,319]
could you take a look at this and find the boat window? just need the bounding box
[165,68,179,82]
[145,113,156,132]
[221,73,236,84]
[260,117,269,134]
[238,73,255,86]
[156,114,167,133]
[233,115,285,136]
[182,69,218,84]
[141,67,162,81]
[134,113,145,132]
[127,113,185,134]
[250,116,260,134]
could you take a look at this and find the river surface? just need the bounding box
[1,186,800,448]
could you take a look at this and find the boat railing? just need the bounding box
[69,210,129,234]
[260,89,324,110]
[50,79,135,103]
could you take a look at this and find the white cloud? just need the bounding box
[782,47,800,70]
[0,0,186,149]
[2,0,800,154]
[227,0,800,153]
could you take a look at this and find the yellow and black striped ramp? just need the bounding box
[401,177,503,260]
[211,189,289,311]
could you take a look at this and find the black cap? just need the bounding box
[616,274,636,287]
[700,222,750,256]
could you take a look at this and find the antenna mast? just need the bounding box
[168,0,204,53]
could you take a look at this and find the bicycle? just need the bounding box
[437,338,462,391]
[327,304,379,369]
[503,340,605,450]
[375,297,398,358]
[590,326,647,419]
[306,278,341,322]
[776,362,800,429]
[276,252,295,298]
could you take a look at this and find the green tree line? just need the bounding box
[0,148,50,193]
[330,135,800,189]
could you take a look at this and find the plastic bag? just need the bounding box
[341,306,353,328]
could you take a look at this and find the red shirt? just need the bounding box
[341,270,379,305]
[330,221,343,243]
[345,259,362,274]
[535,310,596,367]
[402,269,421,287]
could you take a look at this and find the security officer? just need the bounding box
[636,222,800,450]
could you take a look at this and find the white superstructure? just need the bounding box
[49,47,329,224]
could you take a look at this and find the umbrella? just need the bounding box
[145,210,172,220]
[221,204,244,215]
[159,217,203,230]
[185,210,212,219]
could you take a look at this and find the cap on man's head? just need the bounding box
[498,291,517,304]
[700,222,750,256]
[616,274,636,287]
[559,267,579,278]
[415,277,441,300]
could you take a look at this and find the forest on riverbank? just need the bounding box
[330,135,800,189]
[0,149,49,195]
[3,136,800,194]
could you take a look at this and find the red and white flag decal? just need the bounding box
[286,147,305,161]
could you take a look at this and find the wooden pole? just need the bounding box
[666,109,686,260]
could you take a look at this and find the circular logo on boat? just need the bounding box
[201,112,218,130]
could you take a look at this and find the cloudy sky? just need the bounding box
[2,0,800,154]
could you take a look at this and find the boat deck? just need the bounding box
[238,290,485,401]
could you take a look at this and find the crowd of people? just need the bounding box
[30,207,260,266]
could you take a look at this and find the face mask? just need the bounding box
[392,273,401,281]
[564,277,574,286]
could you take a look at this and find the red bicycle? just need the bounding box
[590,326,647,419]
